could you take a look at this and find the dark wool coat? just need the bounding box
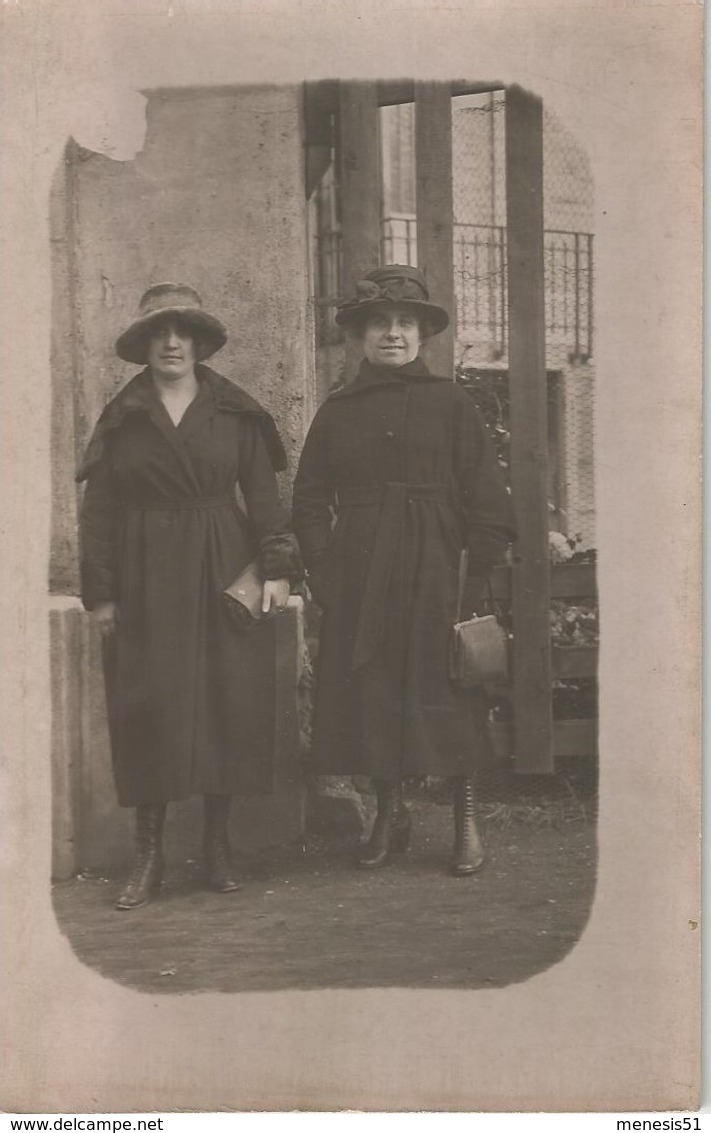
[77,365,301,807]
[292,357,516,780]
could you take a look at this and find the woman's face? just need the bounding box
[146,319,198,381]
[361,306,422,368]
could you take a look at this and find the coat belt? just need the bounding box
[337,482,450,671]
[125,496,235,512]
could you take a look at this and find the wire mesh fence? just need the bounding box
[541,102,596,554]
[451,90,596,551]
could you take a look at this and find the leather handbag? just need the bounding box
[222,560,264,627]
[449,550,509,687]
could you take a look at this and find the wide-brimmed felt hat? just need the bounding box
[115,283,228,364]
[335,264,449,337]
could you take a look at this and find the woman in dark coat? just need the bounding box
[292,265,516,875]
[78,283,301,909]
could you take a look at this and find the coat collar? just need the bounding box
[76,365,287,481]
[327,356,451,400]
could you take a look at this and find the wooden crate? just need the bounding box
[491,561,597,602]
[490,719,597,761]
[552,645,598,679]
[489,561,598,761]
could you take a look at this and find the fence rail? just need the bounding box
[315,218,593,359]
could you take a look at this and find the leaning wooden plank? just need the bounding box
[552,645,599,679]
[490,563,598,602]
[488,718,597,760]
[552,719,598,758]
[550,563,598,599]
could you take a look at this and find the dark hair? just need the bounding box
[145,314,207,358]
[347,305,429,340]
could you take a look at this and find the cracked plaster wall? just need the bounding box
[50,83,314,593]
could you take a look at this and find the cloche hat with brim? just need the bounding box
[335,264,449,337]
[115,282,228,364]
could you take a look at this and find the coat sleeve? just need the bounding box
[78,452,119,612]
[454,392,517,575]
[238,418,303,583]
[291,403,336,573]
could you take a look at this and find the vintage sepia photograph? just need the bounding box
[48,77,600,994]
[1,0,701,1115]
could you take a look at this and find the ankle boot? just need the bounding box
[115,804,166,910]
[451,777,486,876]
[357,780,411,869]
[203,794,242,893]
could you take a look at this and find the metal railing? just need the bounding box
[315,217,593,359]
[545,229,594,361]
[453,223,508,357]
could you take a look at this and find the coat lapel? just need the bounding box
[328,356,451,401]
[118,371,204,493]
[143,401,201,491]
[174,374,218,443]
[197,365,288,471]
[77,364,287,488]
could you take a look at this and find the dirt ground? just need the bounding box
[52,788,597,995]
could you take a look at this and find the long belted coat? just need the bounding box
[292,356,516,780]
[77,364,301,807]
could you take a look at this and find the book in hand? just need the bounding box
[222,560,265,627]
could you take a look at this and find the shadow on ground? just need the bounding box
[52,796,597,994]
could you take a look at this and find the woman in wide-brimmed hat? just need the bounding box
[77,283,302,909]
[293,265,516,874]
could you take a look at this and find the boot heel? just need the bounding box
[115,867,164,911]
[390,811,412,854]
[204,794,242,893]
[115,804,166,910]
[450,778,486,876]
[205,840,243,893]
[357,794,410,868]
[450,851,486,877]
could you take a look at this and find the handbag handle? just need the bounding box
[456,548,497,623]
[456,548,469,623]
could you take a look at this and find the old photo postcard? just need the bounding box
[0,0,702,1114]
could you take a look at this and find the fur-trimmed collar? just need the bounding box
[76,365,287,480]
[327,356,451,400]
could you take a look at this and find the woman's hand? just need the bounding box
[462,574,489,616]
[92,601,118,636]
[261,578,290,614]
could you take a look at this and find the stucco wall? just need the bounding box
[51,83,314,593]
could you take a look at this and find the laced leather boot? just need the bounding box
[115,804,166,910]
[357,779,411,869]
[451,777,486,876]
[203,794,242,893]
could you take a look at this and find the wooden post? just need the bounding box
[304,81,337,199]
[505,85,554,773]
[415,82,455,377]
[337,82,382,382]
